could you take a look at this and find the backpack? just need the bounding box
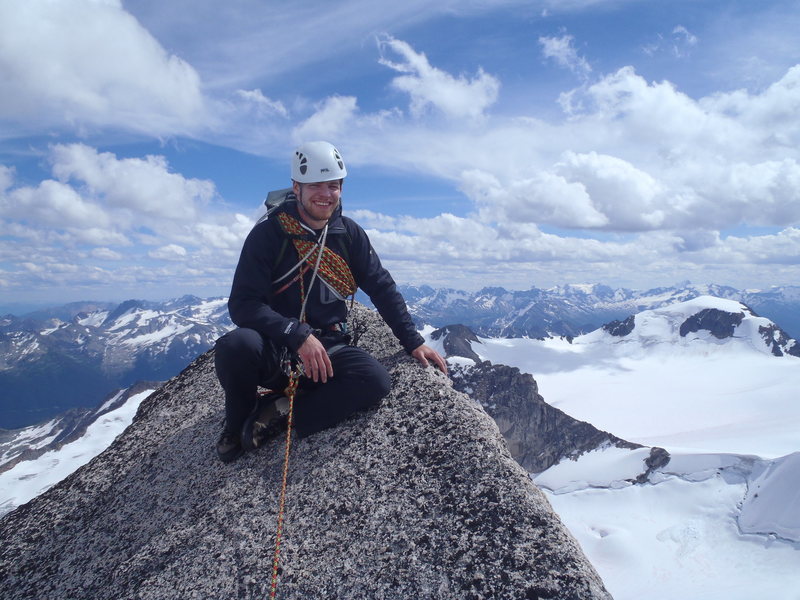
[255,187,296,226]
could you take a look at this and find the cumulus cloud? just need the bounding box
[0,145,256,298]
[293,96,360,142]
[0,0,206,137]
[700,65,800,144]
[553,151,666,230]
[149,244,188,261]
[460,168,608,229]
[377,35,500,119]
[49,144,215,223]
[6,180,110,229]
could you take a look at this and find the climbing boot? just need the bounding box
[216,427,244,464]
[241,393,289,451]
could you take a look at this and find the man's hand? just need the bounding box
[297,334,334,383]
[411,344,448,374]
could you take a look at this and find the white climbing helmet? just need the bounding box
[291,141,347,183]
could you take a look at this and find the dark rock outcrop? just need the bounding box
[451,361,640,474]
[758,323,800,357]
[0,306,612,600]
[602,315,635,337]
[632,447,671,484]
[430,324,482,362]
[679,308,745,339]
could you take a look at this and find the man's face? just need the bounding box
[294,180,342,227]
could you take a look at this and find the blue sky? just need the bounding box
[1,0,799,311]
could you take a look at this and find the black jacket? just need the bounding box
[227,201,424,354]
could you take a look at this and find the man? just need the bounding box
[215,141,447,463]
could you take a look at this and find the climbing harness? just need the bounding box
[269,365,300,600]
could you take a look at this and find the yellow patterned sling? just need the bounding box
[273,211,356,301]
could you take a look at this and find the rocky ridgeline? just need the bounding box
[450,360,641,474]
[437,325,643,474]
[0,305,611,600]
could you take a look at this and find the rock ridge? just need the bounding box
[0,305,611,600]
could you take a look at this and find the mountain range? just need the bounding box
[1,295,797,598]
[3,282,799,429]
[0,296,230,428]
[3,282,799,430]
[396,282,800,340]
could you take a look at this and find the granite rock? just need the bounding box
[0,305,612,600]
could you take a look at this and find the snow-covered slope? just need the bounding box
[0,385,156,517]
[427,296,800,600]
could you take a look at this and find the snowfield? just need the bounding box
[437,297,800,600]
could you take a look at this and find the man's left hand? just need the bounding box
[411,344,448,374]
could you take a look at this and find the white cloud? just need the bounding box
[4,180,111,229]
[49,144,216,223]
[460,168,608,229]
[539,34,592,79]
[0,144,257,298]
[700,65,800,147]
[149,244,187,261]
[90,247,124,260]
[642,25,698,59]
[235,89,289,118]
[671,25,698,57]
[293,96,359,143]
[0,0,206,137]
[0,166,14,193]
[553,151,666,231]
[378,35,500,119]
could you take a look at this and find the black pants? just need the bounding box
[214,328,391,438]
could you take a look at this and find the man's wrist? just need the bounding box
[285,320,312,351]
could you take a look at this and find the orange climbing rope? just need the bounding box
[269,209,355,598]
[269,367,300,599]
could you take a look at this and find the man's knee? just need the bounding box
[214,328,267,385]
[350,354,391,404]
[215,328,263,361]
[369,363,391,400]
